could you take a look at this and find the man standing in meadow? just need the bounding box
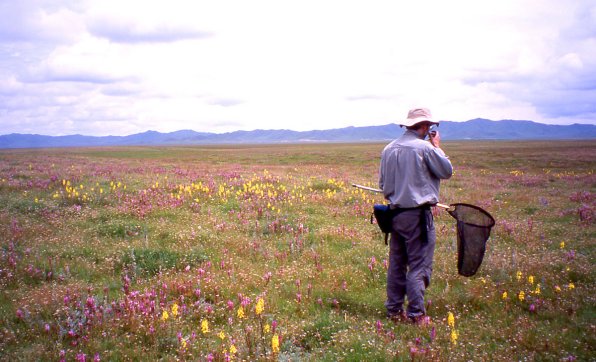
[379,107,453,324]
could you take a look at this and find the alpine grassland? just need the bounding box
[0,141,594,361]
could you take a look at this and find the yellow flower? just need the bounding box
[528,275,534,285]
[218,331,226,340]
[255,297,265,316]
[161,310,169,321]
[502,291,508,300]
[180,338,187,349]
[450,329,458,345]
[171,303,179,317]
[447,312,455,328]
[568,283,575,290]
[518,291,525,302]
[237,306,245,319]
[264,324,271,333]
[201,319,209,334]
[534,284,541,295]
[555,285,561,293]
[272,334,280,353]
[516,271,522,281]
[560,241,565,249]
[229,344,237,355]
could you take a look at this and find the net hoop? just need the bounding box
[448,203,495,228]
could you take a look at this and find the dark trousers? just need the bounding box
[385,208,436,318]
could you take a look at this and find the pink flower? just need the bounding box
[375,320,383,334]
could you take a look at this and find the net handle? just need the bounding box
[351,184,452,210]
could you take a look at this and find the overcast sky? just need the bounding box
[1,0,595,136]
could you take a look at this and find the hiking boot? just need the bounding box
[387,310,407,323]
[409,315,432,326]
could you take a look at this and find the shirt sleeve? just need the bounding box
[425,147,453,180]
[378,150,385,189]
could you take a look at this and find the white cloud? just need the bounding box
[0,0,594,136]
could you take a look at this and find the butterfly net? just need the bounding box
[447,203,496,277]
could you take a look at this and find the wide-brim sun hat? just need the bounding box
[399,107,440,127]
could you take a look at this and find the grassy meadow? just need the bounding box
[0,141,594,361]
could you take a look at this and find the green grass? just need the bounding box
[0,141,594,361]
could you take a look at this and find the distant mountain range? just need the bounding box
[1,119,595,148]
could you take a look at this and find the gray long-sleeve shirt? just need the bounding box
[379,129,453,208]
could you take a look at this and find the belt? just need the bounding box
[389,203,433,210]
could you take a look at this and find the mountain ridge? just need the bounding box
[1,119,595,148]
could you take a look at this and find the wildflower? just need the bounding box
[516,271,522,281]
[450,329,458,345]
[555,285,561,293]
[172,303,179,317]
[518,291,525,302]
[161,311,169,321]
[272,334,280,353]
[560,241,565,249]
[534,284,541,295]
[528,275,534,285]
[264,324,271,333]
[502,291,508,300]
[237,306,245,319]
[229,344,237,355]
[201,319,209,334]
[180,338,187,349]
[218,331,226,340]
[447,312,455,328]
[255,297,264,316]
[568,283,575,290]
